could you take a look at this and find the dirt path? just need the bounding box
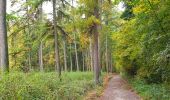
[99,74,141,100]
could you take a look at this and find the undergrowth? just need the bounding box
[0,72,102,100]
[129,79,170,100]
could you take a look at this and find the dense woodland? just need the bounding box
[0,0,170,99]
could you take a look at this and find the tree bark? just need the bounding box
[90,38,94,71]
[88,47,91,71]
[53,0,61,77]
[93,0,100,84]
[110,53,113,73]
[98,0,103,74]
[105,13,109,73]
[0,0,9,72]
[39,41,43,72]
[63,36,67,71]
[26,0,32,71]
[74,32,79,71]
[106,33,109,73]
[38,3,44,72]
[82,52,85,72]
[70,44,73,71]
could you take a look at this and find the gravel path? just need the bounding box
[99,74,141,100]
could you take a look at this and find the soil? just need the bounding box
[99,74,141,100]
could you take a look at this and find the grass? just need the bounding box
[0,71,104,100]
[129,79,170,100]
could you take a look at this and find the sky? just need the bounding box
[7,0,125,19]
[117,2,125,11]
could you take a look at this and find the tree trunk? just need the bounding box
[88,47,91,71]
[53,0,61,77]
[88,50,90,71]
[82,53,85,72]
[74,33,79,71]
[90,38,94,71]
[105,13,109,73]
[26,0,32,71]
[93,0,100,84]
[38,3,44,72]
[72,0,79,71]
[0,0,9,72]
[98,36,101,73]
[106,33,108,73]
[110,53,113,73]
[39,41,43,72]
[70,44,73,72]
[98,0,103,74]
[63,36,67,71]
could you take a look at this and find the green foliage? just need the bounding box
[0,72,98,100]
[130,79,170,100]
[113,19,141,76]
[113,0,170,83]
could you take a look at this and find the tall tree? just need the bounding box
[93,0,100,84]
[74,32,79,71]
[26,0,32,71]
[53,0,61,77]
[69,44,73,71]
[38,3,44,72]
[63,35,67,71]
[39,41,43,72]
[0,0,9,72]
[105,14,109,73]
[90,38,94,71]
[82,52,85,71]
[105,32,108,73]
[72,0,79,71]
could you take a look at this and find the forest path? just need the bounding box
[99,74,141,100]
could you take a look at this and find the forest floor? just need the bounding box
[98,74,142,100]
